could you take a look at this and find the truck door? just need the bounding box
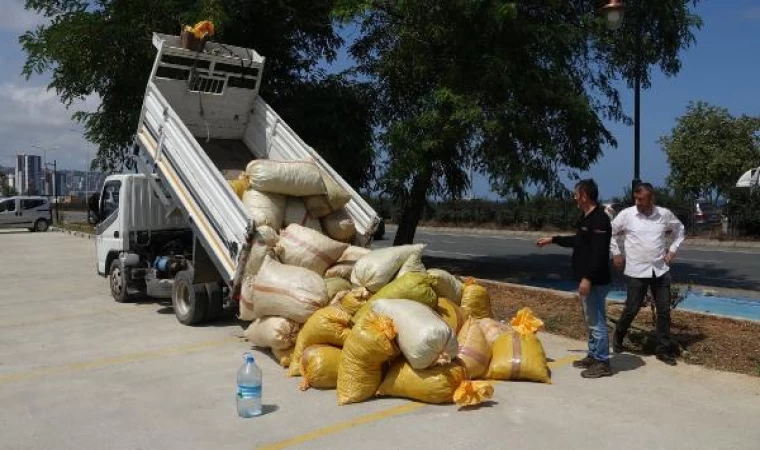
[96,180,123,274]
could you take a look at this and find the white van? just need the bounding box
[0,196,52,232]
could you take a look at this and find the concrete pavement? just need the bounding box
[1,230,759,450]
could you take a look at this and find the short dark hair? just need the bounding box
[634,182,655,195]
[575,179,599,203]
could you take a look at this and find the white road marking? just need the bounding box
[426,249,486,258]
[682,247,760,255]
[678,258,721,264]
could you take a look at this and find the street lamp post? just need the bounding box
[45,160,59,223]
[600,0,642,198]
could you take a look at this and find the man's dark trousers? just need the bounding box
[613,271,673,356]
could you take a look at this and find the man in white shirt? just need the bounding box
[610,183,686,366]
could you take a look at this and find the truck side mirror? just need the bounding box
[88,193,101,224]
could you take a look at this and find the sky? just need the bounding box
[0,1,758,198]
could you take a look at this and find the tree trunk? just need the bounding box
[393,172,431,245]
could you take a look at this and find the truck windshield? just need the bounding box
[100,181,121,220]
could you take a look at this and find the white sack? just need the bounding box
[251,256,329,323]
[324,246,372,279]
[242,189,286,229]
[321,208,356,243]
[246,160,326,197]
[244,317,300,350]
[370,299,458,370]
[275,223,348,276]
[350,244,425,292]
[283,197,322,232]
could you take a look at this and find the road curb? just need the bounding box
[50,226,95,240]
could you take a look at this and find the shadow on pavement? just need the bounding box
[611,353,646,374]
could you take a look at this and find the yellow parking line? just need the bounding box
[256,402,425,450]
[0,337,240,385]
[257,353,580,450]
[0,303,158,330]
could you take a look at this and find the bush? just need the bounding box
[727,189,760,236]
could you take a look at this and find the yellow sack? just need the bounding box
[460,278,492,319]
[487,331,550,383]
[272,346,294,368]
[428,269,463,304]
[377,360,494,406]
[340,287,371,316]
[457,317,491,379]
[300,345,341,390]
[337,313,399,405]
[288,305,352,377]
[510,307,544,335]
[437,297,469,334]
[453,380,495,407]
[325,277,352,300]
[370,272,438,308]
[228,175,249,200]
[477,318,509,345]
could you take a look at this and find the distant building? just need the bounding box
[15,154,42,195]
[54,171,69,196]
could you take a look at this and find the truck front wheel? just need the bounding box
[110,259,132,303]
[172,270,209,325]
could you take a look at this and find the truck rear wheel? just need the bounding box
[172,270,209,325]
[204,283,224,322]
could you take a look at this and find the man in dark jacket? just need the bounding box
[537,179,613,378]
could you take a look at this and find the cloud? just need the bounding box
[0,1,48,33]
[0,81,100,171]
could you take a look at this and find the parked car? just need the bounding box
[694,199,723,227]
[0,196,52,232]
[602,201,628,220]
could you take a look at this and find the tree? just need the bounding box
[0,174,18,197]
[338,0,703,245]
[19,0,374,188]
[660,101,760,202]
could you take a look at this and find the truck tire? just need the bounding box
[172,270,209,326]
[110,259,132,303]
[204,283,224,322]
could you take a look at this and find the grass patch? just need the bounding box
[55,222,94,235]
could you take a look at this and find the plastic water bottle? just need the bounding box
[237,353,262,418]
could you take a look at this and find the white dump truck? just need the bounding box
[90,34,380,325]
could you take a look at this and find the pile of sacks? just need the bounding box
[241,217,553,407]
[228,158,362,321]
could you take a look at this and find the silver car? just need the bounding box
[0,196,52,232]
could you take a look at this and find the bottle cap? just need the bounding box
[243,352,255,363]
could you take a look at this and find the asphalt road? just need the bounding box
[377,226,760,296]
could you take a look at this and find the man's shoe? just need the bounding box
[572,356,594,369]
[612,341,626,354]
[581,361,613,379]
[656,354,677,366]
